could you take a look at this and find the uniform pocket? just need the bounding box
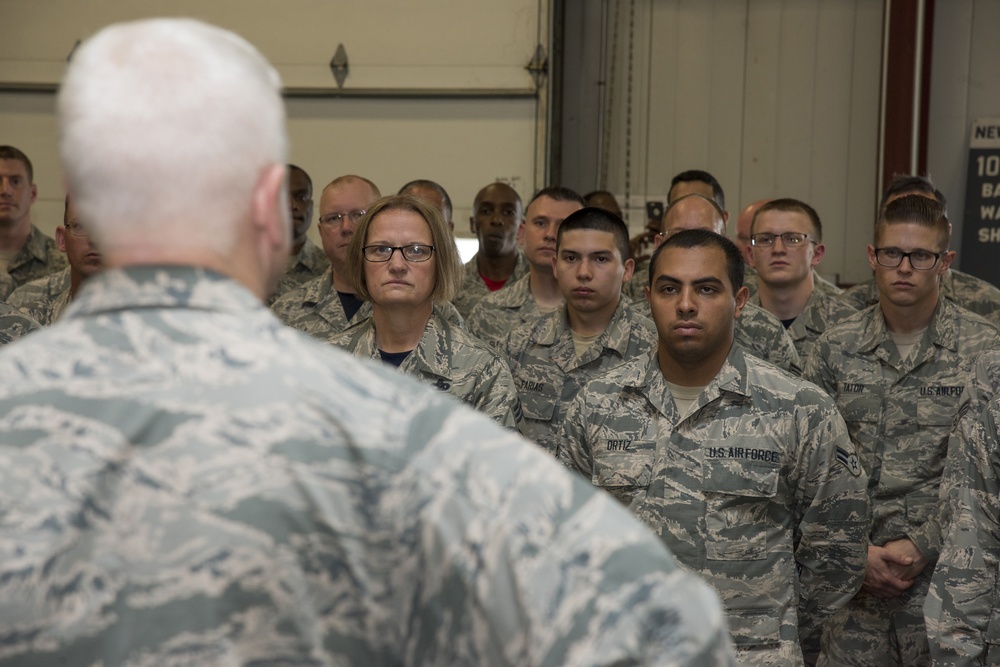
[725,607,781,648]
[703,458,779,561]
[592,439,655,505]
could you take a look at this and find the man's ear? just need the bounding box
[734,285,750,318]
[55,225,66,253]
[252,163,290,252]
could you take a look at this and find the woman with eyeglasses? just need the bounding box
[330,194,521,427]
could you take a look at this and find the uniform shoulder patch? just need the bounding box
[836,446,863,476]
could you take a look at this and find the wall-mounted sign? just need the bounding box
[960,118,1000,286]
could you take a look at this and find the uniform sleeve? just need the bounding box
[801,335,837,397]
[469,353,522,429]
[912,350,1000,564]
[396,402,739,666]
[556,391,594,477]
[772,328,803,376]
[793,394,871,642]
[925,394,1000,666]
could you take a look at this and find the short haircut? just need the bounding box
[347,194,461,304]
[526,185,585,211]
[879,174,947,214]
[662,193,726,233]
[752,198,823,242]
[669,169,725,210]
[57,19,288,257]
[556,207,630,261]
[288,164,312,191]
[324,175,381,202]
[398,179,452,222]
[649,228,745,293]
[0,146,34,183]
[876,194,950,249]
[583,190,619,205]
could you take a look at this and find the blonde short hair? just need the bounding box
[347,194,461,304]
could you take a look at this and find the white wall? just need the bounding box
[0,0,548,243]
[597,0,883,284]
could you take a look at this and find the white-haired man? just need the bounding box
[0,18,736,666]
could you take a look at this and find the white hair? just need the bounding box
[57,18,288,256]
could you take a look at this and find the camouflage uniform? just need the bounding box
[272,267,462,339]
[501,298,656,454]
[329,308,521,427]
[558,345,870,666]
[6,267,72,326]
[841,269,1000,327]
[749,289,858,362]
[803,298,1000,666]
[269,236,330,304]
[925,348,1000,666]
[0,265,738,666]
[0,226,67,300]
[0,301,39,344]
[632,296,802,375]
[465,273,556,348]
[452,251,529,318]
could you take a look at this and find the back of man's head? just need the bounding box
[58,19,288,258]
[556,207,630,261]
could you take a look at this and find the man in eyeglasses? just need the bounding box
[271,174,381,338]
[804,195,1000,667]
[748,199,857,361]
[7,194,102,325]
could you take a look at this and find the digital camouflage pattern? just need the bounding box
[558,345,869,667]
[329,307,521,427]
[749,288,858,362]
[271,266,372,336]
[6,267,72,326]
[500,298,656,454]
[924,347,1000,666]
[0,265,739,666]
[840,269,1000,328]
[465,273,556,348]
[272,267,462,339]
[803,297,1000,666]
[632,296,802,376]
[0,300,39,345]
[0,226,67,300]
[451,251,529,318]
[269,236,330,304]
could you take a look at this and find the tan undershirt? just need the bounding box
[665,380,706,420]
[890,327,927,362]
[572,329,602,358]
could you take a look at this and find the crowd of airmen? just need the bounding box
[4,16,1000,667]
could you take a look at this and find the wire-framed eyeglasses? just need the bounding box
[750,232,815,248]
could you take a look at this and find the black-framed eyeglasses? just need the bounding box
[873,247,943,270]
[318,210,366,226]
[64,221,88,237]
[363,244,435,263]
[751,232,815,248]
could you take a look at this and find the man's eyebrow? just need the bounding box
[652,274,724,286]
